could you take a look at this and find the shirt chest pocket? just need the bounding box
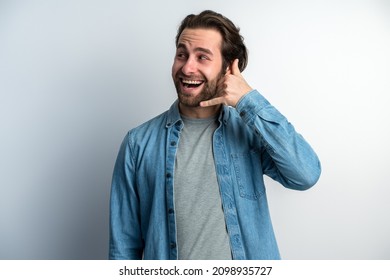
[231,149,266,200]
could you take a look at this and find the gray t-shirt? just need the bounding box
[174,115,232,260]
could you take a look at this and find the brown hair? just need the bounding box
[175,10,248,72]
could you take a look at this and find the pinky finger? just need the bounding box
[199,97,226,107]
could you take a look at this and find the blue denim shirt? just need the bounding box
[109,90,321,260]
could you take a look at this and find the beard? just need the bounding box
[173,70,224,107]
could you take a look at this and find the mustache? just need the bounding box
[174,68,225,84]
[176,74,206,81]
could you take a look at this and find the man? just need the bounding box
[109,10,321,260]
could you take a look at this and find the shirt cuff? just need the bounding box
[236,89,270,123]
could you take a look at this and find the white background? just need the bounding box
[0,0,389,259]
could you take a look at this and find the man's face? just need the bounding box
[172,28,224,108]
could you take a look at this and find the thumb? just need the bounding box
[231,59,241,76]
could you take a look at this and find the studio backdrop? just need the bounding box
[0,0,389,259]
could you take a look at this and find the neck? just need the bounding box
[179,103,221,119]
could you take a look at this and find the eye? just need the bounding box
[176,52,187,60]
[199,55,209,60]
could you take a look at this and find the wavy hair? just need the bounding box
[175,10,248,72]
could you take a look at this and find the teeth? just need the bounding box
[182,79,203,85]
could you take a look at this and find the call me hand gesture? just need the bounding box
[200,59,253,108]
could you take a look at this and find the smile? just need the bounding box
[181,78,204,88]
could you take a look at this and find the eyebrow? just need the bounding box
[177,43,214,56]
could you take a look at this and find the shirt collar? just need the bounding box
[166,99,231,128]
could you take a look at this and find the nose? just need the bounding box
[181,56,197,75]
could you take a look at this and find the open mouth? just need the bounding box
[180,78,204,88]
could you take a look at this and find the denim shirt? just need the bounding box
[109,90,321,260]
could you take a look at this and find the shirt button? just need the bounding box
[168,208,174,214]
[170,243,176,249]
[170,141,176,146]
[240,111,246,117]
[166,173,172,178]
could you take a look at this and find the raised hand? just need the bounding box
[200,59,252,108]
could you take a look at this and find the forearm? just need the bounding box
[236,90,321,190]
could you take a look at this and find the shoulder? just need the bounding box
[127,100,180,139]
[118,111,169,163]
[127,110,169,142]
[132,110,168,132]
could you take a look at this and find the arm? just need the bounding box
[109,133,144,259]
[201,59,321,190]
[236,90,321,190]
